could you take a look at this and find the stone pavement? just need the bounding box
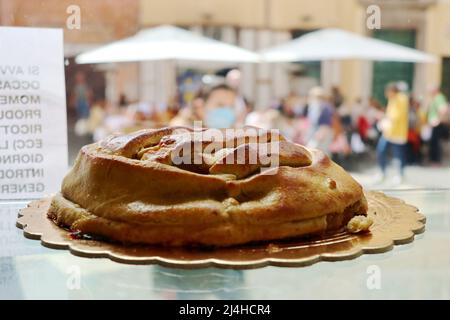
[349,142,450,190]
[350,163,450,190]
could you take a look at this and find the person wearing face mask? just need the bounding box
[203,84,238,129]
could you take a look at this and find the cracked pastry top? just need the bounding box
[48,126,371,246]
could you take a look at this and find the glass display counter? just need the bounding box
[0,188,449,299]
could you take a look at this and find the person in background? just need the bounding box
[376,83,409,184]
[245,105,280,131]
[329,110,351,157]
[306,86,335,154]
[407,96,423,164]
[170,90,204,127]
[87,99,106,136]
[427,86,449,165]
[271,97,297,140]
[203,84,238,128]
[118,93,128,108]
[397,81,409,94]
[366,97,385,144]
[369,96,383,112]
[158,94,180,125]
[367,96,385,125]
[93,101,133,142]
[337,99,352,138]
[73,72,91,120]
[331,86,344,109]
[284,91,305,117]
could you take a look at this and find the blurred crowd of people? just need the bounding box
[374,83,449,182]
[70,70,450,179]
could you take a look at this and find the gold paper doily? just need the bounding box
[16,191,425,269]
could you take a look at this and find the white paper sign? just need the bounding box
[0,27,68,200]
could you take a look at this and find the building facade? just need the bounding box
[139,0,450,106]
[0,0,140,107]
[1,0,450,108]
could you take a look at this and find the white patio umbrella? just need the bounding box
[260,28,436,63]
[76,25,259,64]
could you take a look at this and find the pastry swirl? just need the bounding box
[49,126,369,246]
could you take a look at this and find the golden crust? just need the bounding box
[48,126,368,246]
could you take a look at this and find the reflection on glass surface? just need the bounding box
[1,189,449,299]
[1,0,450,299]
[152,267,246,299]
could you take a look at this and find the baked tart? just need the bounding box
[49,126,371,246]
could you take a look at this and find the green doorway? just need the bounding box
[372,30,416,105]
[441,57,450,100]
[291,30,321,83]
